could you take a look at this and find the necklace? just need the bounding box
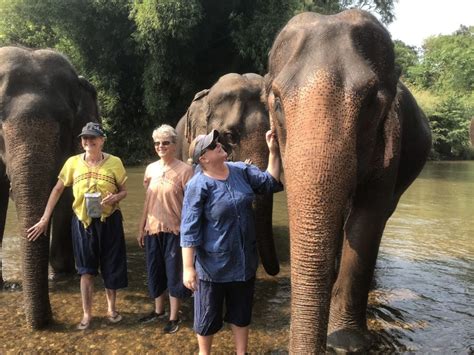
[84,153,104,166]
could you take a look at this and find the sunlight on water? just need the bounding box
[1,162,473,353]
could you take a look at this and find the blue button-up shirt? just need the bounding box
[180,162,283,282]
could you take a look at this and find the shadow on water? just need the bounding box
[1,163,473,353]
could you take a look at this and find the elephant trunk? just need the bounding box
[3,119,61,328]
[237,129,280,275]
[287,171,353,352]
[254,193,278,275]
[283,84,357,352]
[0,168,8,286]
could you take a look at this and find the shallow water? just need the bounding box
[1,162,473,353]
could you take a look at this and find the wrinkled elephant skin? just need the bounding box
[0,46,99,328]
[265,10,431,352]
[176,73,279,276]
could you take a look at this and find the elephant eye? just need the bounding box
[362,84,380,110]
[273,96,282,113]
[222,131,235,143]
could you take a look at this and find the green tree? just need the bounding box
[292,0,395,23]
[428,94,473,159]
[1,0,396,164]
[0,0,58,47]
[415,25,473,94]
[393,39,419,82]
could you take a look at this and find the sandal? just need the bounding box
[108,312,123,324]
[77,320,90,330]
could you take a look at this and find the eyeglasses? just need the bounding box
[154,141,172,146]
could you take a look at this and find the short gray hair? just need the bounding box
[152,124,177,143]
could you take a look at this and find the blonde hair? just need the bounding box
[188,136,200,165]
[152,124,177,143]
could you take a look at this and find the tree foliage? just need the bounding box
[395,26,474,159]
[1,0,398,164]
[393,40,419,80]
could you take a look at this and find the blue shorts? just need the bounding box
[145,232,191,299]
[194,278,255,336]
[71,210,128,290]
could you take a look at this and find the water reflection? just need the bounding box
[1,162,473,353]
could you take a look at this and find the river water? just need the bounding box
[1,162,472,353]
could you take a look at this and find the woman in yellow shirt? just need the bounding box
[28,122,128,330]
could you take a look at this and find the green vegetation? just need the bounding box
[395,26,474,159]
[1,1,471,162]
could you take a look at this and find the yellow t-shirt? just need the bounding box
[59,153,127,227]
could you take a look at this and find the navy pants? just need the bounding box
[194,277,255,336]
[71,210,128,290]
[145,232,191,299]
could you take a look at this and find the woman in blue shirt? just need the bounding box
[180,129,282,355]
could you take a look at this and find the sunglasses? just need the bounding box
[201,140,218,156]
[154,140,172,146]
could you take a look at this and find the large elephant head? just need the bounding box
[265,10,431,352]
[176,73,280,276]
[0,46,99,328]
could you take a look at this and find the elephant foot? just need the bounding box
[48,270,76,281]
[29,314,53,330]
[327,328,373,353]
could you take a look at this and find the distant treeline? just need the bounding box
[1,1,471,162]
[394,27,474,160]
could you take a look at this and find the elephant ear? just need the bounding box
[383,88,402,168]
[73,76,100,138]
[0,122,5,165]
[184,89,210,143]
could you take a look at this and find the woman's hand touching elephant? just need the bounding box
[266,130,279,154]
[265,130,281,182]
[26,180,65,242]
[27,217,49,241]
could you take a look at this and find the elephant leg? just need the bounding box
[254,194,280,275]
[49,187,75,277]
[0,172,9,286]
[327,194,395,352]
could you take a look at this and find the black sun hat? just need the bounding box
[191,129,219,164]
[78,122,105,137]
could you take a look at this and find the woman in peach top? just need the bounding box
[137,124,193,334]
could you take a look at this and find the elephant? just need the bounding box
[176,72,280,276]
[264,10,432,353]
[0,46,99,329]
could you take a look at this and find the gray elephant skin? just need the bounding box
[0,46,99,328]
[265,10,432,353]
[176,73,280,276]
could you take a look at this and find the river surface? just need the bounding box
[1,162,473,353]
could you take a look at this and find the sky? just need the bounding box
[386,0,473,48]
